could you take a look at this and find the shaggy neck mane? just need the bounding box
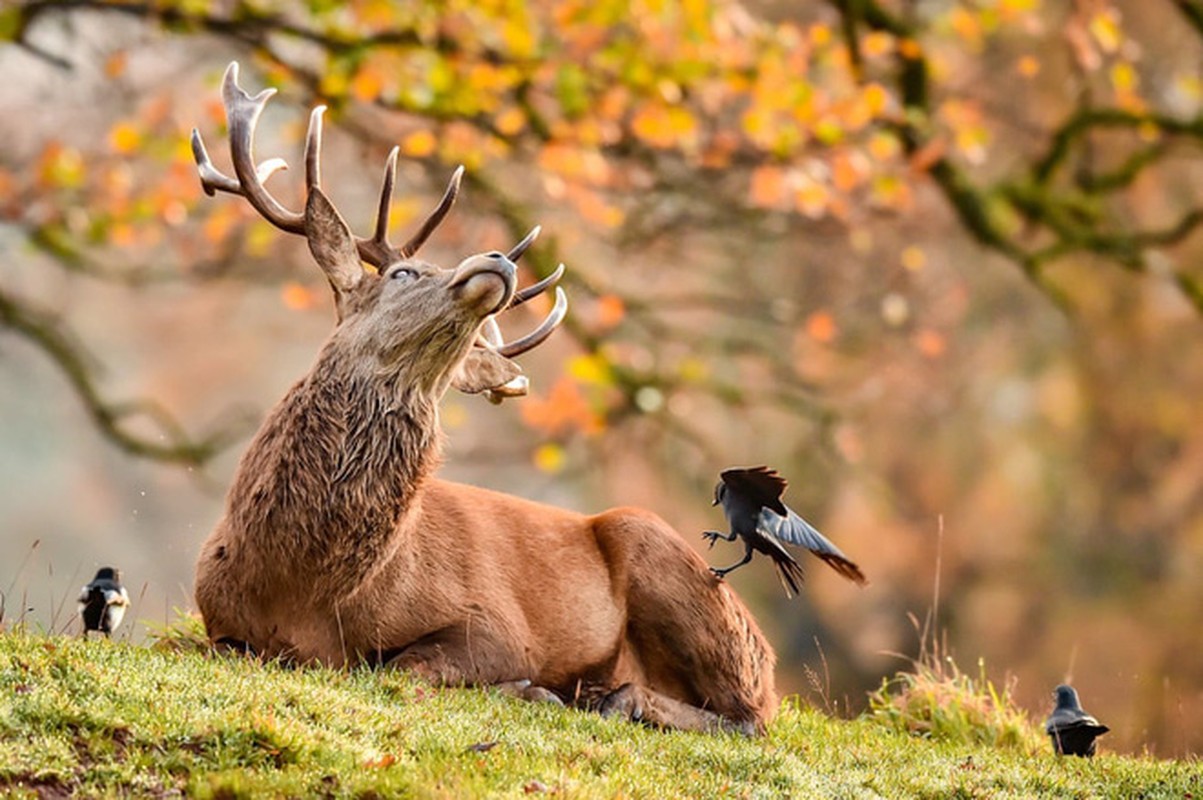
[225,346,443,585]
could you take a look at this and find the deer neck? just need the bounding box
[225,348,443,586]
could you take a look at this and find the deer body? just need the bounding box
[192,64,777,733]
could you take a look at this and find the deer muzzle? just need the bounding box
[450,252,517,316]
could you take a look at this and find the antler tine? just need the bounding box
[221,62,306,234]
[510,262,565,308]
[399,166,464,258]
[353,147,400,269]
[305,105,327,192]
[506,225,541,262]
[497,285,568,358]
[192,128,288,196]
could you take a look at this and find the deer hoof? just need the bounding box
[495,680,564,705]
[598,683,644,723]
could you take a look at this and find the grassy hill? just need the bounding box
[0,631,1198,798]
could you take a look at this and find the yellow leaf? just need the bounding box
[868,131,901,161]
[901,245,926,271]
[319,70,349,99]
[38,143,85,188]
[494,106,526,136]
[793,177,829,219]
[950,7,982,50]
[677,357,709,383]
[862,32,893,58]
[533,443,565,474]
[108,122,142,155]
[1089,9,1122,54]
[1110,61,1138,94]
[567,354,613,386]
[631,104,697,149]
[109,222,136,248]
[862,83,889,116]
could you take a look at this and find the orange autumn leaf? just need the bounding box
[281,282,319,311]
[915,329,946,358]
[401,129,437,158]
[805,311,838,343]
[364,753,397,769]
[104,51,128,78]
[631,104,698,149]
[520,377,604,436]
[1016,55,1040,78]
[749,165,785,207]
[831,150,868,192]
[351,66,385,102]
[908,137,948,174]
[595,294,626,329]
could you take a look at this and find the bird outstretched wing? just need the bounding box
[759,506,867,585]
[719,466,789,516]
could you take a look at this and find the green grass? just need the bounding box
[0,632,1199,799]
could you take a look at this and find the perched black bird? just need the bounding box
[1046,684,1109,757]
[78,567,130,638]
[703,466,866,596]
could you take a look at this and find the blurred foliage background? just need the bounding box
[2,0,1202,756]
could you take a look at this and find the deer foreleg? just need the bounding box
[382,626,562,704]
[597,683,758,736]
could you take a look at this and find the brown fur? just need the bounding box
[194,157,777,735]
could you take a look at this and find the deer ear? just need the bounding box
[305,187,363,296]
[451,348,524,395]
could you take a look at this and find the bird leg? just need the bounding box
[710,545,754,579]
[701,529,737,549]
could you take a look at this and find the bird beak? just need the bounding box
[711,498,719,506]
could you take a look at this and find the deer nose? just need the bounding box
[483,251,516,274]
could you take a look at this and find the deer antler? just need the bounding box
[190,62,472,269]
[192,62,569,399]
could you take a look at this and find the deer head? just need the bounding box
[191,62,566,401]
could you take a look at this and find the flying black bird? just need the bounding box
[703,466,866,596]
[1046,684,1109,757]
[78,567,130,638]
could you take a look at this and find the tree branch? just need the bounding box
[0,286,238,464]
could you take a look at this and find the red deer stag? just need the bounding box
[191,63,777,734]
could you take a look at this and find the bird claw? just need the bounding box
[701,530,719,549]
[709,567,726,581]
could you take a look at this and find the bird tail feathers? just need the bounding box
[774,556,805,598]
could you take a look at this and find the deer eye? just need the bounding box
[389,267,418,282]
